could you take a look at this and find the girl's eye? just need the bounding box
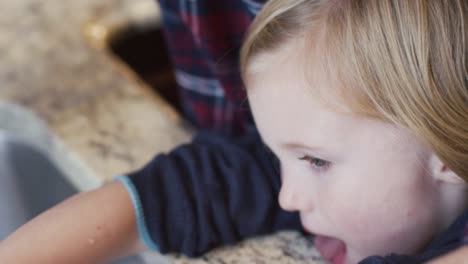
[299,155,330,171]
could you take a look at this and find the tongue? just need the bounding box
[314,235,347,264]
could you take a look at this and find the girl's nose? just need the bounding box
[278,179,314,212]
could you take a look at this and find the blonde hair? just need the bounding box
[240,0,468,181]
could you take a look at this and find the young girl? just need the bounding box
[0,0,467,263]
[241,0,468,263]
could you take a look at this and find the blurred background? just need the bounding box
[0,0,183,263]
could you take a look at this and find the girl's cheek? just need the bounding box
[324,181,400,247]
[326,180,436,256]
[321,184,375,236]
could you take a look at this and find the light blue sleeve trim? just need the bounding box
[114,175,160,251]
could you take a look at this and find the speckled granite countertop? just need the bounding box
[0,0,326,263]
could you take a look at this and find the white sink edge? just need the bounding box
[0,101,102,191]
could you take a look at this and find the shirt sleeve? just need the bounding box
[115,130,301,257]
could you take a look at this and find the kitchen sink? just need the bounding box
[0,103,144,263]
[0,133,76,238]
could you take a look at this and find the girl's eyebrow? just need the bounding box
[280,142,325,152]
[280,142,337,160]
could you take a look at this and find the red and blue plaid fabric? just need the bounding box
[158,0,267,136]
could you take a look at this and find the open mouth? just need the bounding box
[314,234,347,264]
[304,227,347,264]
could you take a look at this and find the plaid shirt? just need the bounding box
[158,0,267,137]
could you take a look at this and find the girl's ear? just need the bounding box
[430,154,465,185]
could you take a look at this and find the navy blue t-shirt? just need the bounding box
[116,131,468,263]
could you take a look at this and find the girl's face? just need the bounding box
[246,42,443,264]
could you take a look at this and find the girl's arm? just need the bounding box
[0,181,145,264]
[0,130,301,262]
